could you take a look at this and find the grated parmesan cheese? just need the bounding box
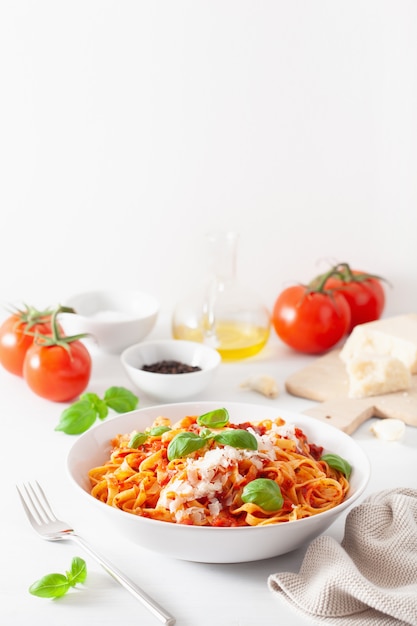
[156,426,301,523]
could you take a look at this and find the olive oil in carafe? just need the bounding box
[172,232,270,361]
[173,320,269,360]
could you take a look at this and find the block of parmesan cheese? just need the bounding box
[340,314,417,374]
[346,353,411,398]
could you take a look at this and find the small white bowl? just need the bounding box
[120,339,221,402]
[60,289,159,354]
[67,401,371,563]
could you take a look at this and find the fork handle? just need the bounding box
[70,533,176,625]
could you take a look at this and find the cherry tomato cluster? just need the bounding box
[0,305,91,402]
[272,263,386,355]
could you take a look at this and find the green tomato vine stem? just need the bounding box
[26,305,90,355]
[310,262,388,290]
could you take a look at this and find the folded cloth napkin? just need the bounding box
[268,487,417,626]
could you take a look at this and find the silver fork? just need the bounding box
[16,481,176,626]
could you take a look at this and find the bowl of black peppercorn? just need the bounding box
[121,339,221,402]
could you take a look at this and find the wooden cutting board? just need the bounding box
[285,350,417,434]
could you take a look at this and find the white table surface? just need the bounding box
[3,317,417,626]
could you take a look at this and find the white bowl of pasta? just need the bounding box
[67,401,370,563]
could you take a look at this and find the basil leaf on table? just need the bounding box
[29,573,70,599]
[103,386,138,413]
[55,386,139,435]
[66,556,87,585]
[29,557,87,599]
[79,392,109,420]
[55,400,98,435]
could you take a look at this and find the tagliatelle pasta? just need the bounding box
[88,412,350,527]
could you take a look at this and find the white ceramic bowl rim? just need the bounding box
[121,339,221,375]
[65,289,159,320]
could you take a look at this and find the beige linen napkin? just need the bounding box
[268,488,417,625]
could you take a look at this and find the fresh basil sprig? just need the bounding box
[55,386,138,435]
[29,557,87,599]
[241,478,284,512]
[149,425,172,437]
[167,426,258,460]
[128,432,150,448]
[321,453,352,479]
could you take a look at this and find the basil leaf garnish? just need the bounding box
[129,425,171,448]
[197,408,229,429]
[167,432,206,460]
[241,478,284,512]
[321,453,352,479]
[149,425,171,436]
[213,429,258,450]
[128,432,149,448]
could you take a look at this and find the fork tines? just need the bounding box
[16,481,55,526]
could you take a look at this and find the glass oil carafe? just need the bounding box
[172,231,270,360]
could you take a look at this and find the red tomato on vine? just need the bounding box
[0,306,56,376]
[318,264,386,332]
[272,262,388,354]
[272,284,351,354]
[23,306,92,402]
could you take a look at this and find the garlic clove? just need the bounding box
[370,418,406,441]
[240,374,279,399]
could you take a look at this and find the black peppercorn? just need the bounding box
[141,360,202,374]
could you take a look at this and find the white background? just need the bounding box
[1,1,416,322]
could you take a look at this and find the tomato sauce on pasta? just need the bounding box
[88,413,350,527]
